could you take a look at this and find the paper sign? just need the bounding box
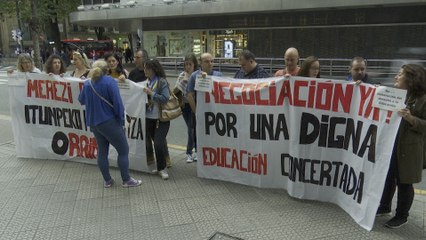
[195,74,213,92]
[372,86,407,111]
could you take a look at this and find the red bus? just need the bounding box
[61,39,114,59]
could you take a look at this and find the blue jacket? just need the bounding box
[146,77,170,119]
[78,75,125,127]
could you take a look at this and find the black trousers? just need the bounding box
[379,144,414,219]
[145,118,170,171]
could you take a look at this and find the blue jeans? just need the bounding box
[146,118,170,171]
[182,103,196,155]
[91,118,130,182]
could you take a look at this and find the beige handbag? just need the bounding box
[159,81,182,122]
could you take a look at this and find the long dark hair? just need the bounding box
[144,59,166,79]
[299,56,320,78]
[402,64,426,98]
[184,53,199,72]
[44,54,66,74]
[104,52,127,77]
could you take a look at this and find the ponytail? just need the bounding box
[88,60,108,82]
[89,67,103,81]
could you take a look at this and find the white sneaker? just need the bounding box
[151,169,158,174]
[192,153,198,162]
[186,154,193,163]
[159,169,169,180]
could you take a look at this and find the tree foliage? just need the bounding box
[0,0,79,67]
[0,0,79,22]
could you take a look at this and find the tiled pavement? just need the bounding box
[0,141,425,240]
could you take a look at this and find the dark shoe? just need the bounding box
[122,178,142,188]
[104,178,114,188]
[376,207,391,217]
[385,216,408,228]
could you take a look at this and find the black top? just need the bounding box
[71,70,90,79]
[128,68,147,83]
[234,64,271,79]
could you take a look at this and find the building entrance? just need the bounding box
[210,30,247,58]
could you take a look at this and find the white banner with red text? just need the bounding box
[196,76,404,231]
[8,73,149,172]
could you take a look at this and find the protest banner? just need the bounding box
[8,73,149,172]
[196,76,403,230]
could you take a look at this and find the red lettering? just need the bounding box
[231,150,239,169]
[332,84,353,113]
[202,147,267,175]
[358,86,379,121]
[230,82,243,104]
[68,132,81,157]
[315,82,333,110]
[293,80,308,107]
[38,80,46,99]
[242,84,256,105]
[68,133,97,159]
[277,80,292,106]
[219,82,231,104]
[268,80,277,106]
[358,85,373,116]
[255,82,270,105]
[79,82,84,92]
[27,79,39,98]
[307,81,316,108]
[239,150,247,172]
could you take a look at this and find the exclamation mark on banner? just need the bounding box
[386,110,393,124]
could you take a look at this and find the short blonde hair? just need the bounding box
[88,60,108,81]
[72,51,90,69]
[17,54,34,72]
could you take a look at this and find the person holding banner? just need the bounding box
[234,50,270,79]
[128,49,148,83]
[274,47,300,77]
[377,64,426,228]
[44,54,66,77]
[78,60,142,188]
[346,57,371,84]
[174,53,199,163]
[298,56,321,78]
[7,53,41,74]
[187,53,223,161]
[143,59,171,180]
[105,53,128,81]
[70,51,90,79]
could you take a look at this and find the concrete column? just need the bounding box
[118,19,143,53]
[137,27,143,50]
[0,16,10,56]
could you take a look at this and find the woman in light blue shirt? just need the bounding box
[143,59,171,180]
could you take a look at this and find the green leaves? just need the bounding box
[0,0,79,22]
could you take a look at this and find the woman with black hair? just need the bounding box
[143,59,171,180]
[105,52,129,81]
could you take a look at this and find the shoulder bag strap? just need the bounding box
[88,80,114,108]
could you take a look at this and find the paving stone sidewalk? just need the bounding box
[0,142,424,240]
